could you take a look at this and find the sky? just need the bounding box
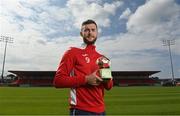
[0,0,180,79]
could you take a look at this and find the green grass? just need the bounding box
[0,86,180,115]
[105,87,180,115]
[0,87,69,115]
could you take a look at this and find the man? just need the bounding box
[53,19,113,115]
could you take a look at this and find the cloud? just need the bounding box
[0,0,122,70]
[1,0,123,37]
[127,0,180,36]
[125,0,180,53]
[66,0,123,29]
[119,8,132,20]
[96,0,180,78]
[0,0,180,78]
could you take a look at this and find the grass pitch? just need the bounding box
[0,86,180,115]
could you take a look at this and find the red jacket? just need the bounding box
[53,44,113,113]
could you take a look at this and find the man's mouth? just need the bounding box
[87,36,94,39]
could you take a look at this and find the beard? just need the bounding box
[83,36,97,45]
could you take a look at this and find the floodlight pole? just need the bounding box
[163,39,175,85]
[0,35,13,83]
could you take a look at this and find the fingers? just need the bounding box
[91,73,103,86]
[96,76,103,82]
[85,70,103,86]
[93,70,103,81]
[92,70,98,75]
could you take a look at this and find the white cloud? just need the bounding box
[0,0,117,73]
[96,0,180,78]
[0,0,47,19]
[125,0,180,54]
[66,0,123,28]
[127,0,180,35]
[0,0,179,78]
[38,6,70,23]
[119,8,132,20]
[97,32,175,78]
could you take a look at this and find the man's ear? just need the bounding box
[80,32,83,37]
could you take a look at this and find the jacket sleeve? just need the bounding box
[53,48,86,88]
[103,78,113,90]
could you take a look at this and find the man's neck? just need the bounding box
[81,43,96,49]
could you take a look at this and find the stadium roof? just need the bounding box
[8,70,160,77]
[112,71,160,76]
[8,70,56,77]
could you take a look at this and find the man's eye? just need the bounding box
[84,29,89,32]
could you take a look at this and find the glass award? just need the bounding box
[97,56,112,80]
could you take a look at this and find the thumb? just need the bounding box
[93,70,103,81]
[93,70,101,78]
[93,70,98,75]
[96,76,103,82]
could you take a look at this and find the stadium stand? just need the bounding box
[8,70,160,87]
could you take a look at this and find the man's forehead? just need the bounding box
[82,23,97,29]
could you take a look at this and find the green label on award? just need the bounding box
[100,68,112,80]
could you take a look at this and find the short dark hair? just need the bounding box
[81,19,97,28]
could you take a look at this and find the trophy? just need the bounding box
[97,56,112,80]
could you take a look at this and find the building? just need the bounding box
[8,70,160,87]
[112,71,160,86]
[9,70,55,86]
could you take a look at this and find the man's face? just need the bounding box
[80,23,98,45]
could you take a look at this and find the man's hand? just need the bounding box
[85,70,103,86]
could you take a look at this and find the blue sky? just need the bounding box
[0,0,180,79]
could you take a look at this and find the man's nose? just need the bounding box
[89,30,93,34]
